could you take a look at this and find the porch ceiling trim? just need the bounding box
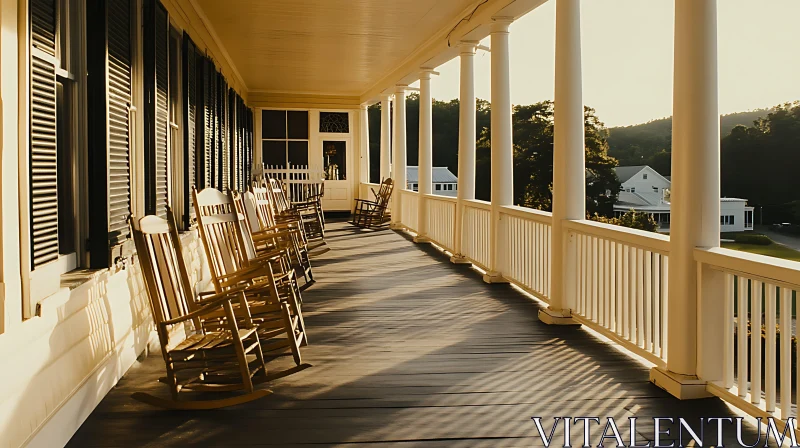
[359,0,547,103]
[248,92,361,110]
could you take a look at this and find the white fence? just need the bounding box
[461,200,492,270]
[696,247,800,422]
[566,220,670,366]
[261,164,325,203]
[399,190,419,233]
[425,195,457,252]
[500,206,552,301]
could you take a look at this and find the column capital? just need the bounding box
[379,93,393,101]
[360,103,369,110]
[490,16,513,33]
[458,40,479,55]
[419,67,439,80]
[395,84,409,93]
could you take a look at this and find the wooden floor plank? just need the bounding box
[67,221,762,447]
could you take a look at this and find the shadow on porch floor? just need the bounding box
[67,221,762,447]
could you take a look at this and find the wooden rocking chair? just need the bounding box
[267,178,326,246]
[352,178,394,228]
[129,212,271,409]
[192,187,308,365]
[241,189,316,287]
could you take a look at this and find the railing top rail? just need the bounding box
[564,219,670,254]
[422,193,458,203]
[399,189,419,196]
[499,205,553,224]
[694,247,800,289]
[462,198,492,210]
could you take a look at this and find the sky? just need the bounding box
[424,0,800,128]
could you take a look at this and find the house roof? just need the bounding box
[406,166,458,183]
[613,166,648,183]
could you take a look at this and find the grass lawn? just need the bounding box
[722,241,800,261]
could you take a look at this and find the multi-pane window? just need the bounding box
[262,110,309,168]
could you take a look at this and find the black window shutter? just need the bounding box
[143,0,169,218]
[209,62,218,189]
[29,0,59,269]
[87,0,133,268]
[182,34,197,227]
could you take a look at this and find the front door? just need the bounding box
[321,139,352,211]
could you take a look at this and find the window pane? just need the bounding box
[288,141,309,166]
[262,110,286,139]
[262,140,286,168]
[287,111,309,139]
[323,140,346,180]
[319,112,349,133]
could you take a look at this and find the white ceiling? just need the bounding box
[194,0,480,96]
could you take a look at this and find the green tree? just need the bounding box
[476,101,619,216]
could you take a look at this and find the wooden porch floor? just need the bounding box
[68,221,761,447]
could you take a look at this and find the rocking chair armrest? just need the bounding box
[354,198,379,206]
[251,229,296,242]
[194,284,250,305]
[161,291,243,326]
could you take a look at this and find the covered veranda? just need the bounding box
[68,222,761,446]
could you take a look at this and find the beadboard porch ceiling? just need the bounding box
[192,0,500,98]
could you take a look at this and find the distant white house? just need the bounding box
[407,166,458,197]
[614,165,754,232]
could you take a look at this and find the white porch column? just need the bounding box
[650,0,720,399]
[415,69,435,243]
[451,41,477,264]
[380,94,392,182]
[391,86,408,228]
[360,104,370,187]
[483,18,513,283]
[539,0,583,324]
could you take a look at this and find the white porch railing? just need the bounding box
[566,220,670,367]
[461,200,492,270]
[696,247,800,422]
[358,183,800,423]
[425,194,457,252]
[400,189,419,233]
[500,206,552,301]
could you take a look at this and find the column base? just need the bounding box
[649,367,711,400]
[449,254,472,265]
[413,235,431,244]
[538,307,580,326]
[482,271,508,284]
[389,222,405,230]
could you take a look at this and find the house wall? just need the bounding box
[720,200,747,232]
[621,166,671,194]
[255,107,363,212]
[0,0,232,446]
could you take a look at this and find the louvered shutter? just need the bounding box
[87,0,133,268]
[209,62,218,189]
[228,88,236,190]
[218,75,228,190]
[182,35,197,227]
[29,0,59,268]
[144,0,169,218]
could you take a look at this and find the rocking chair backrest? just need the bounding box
[230,191,260,259]
[241,191,263,234]
[267,178,293,214]
[192,187,252,293]
[251,185,279,230]
[129,211,196,336]
[375,178,394,207]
